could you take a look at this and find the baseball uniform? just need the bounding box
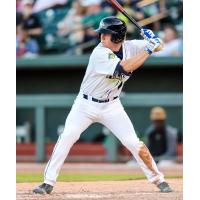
[43,39,165,186]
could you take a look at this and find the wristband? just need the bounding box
[144,47,152,55]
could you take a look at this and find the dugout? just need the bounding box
[16,55,183,162]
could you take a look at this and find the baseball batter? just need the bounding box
[33,16,172,194]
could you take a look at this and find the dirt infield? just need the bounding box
[16,179,182,200]
[17,163,182,199]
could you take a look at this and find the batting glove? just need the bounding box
[145,38,161,55]
[141,29,156,41]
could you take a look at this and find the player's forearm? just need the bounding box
[120,50,150,73]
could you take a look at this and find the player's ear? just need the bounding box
[101,34,105,41]
[98,33,101,40]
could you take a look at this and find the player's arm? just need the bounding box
[120,37,162,73]
[120,50,149,73]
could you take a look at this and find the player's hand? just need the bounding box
[145,38,163,55]
[140,29,156,41]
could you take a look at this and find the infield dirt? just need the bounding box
[16,163,182,200]
[17,179,182,200]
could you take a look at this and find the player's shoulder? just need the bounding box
[93,43,113,54]
[90,43,113,60]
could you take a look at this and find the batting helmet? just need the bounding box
[95,16,127,44]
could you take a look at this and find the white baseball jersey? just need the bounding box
[80,40,147,99]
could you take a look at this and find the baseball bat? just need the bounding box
[106,0,142,30]
[106,0,164,51]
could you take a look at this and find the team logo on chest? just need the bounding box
[108,53,116,59]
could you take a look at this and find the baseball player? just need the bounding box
[33,16,172,194]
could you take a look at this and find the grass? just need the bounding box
[16,173,182,183]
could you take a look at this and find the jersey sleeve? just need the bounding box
[128,39,148,56]
[92,48,121,76]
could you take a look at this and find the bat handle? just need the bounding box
[130,19,142,30]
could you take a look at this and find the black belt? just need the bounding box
[83,94,118,103]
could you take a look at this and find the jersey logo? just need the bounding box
[106,74,125,81]
[108,53,116,59]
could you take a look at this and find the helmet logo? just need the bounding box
[100,21,107,29]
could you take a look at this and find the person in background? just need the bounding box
[33,0,68,13]
[57,0,85,36]
[117,0,144,22]
[153,24,182,56]
[18,0,43,39]
[16,25,39,58]
[138,0,166,32]
[145,107,178,163]
[57,0,86,46]
[116,0,144,35]
[17,0,23,13]
[81,0,110,43]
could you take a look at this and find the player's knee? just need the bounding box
[121,135,140,153]
[61,125,81,143]
[131,140,152,157]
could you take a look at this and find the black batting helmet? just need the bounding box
[95,16,127,43]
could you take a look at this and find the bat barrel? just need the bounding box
[122,10,142,30]
[106,0,142,30]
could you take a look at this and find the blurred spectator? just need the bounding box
[145,107,178,163]
[16,0,23,12]
[33,0,68,13]
[137,0,166,34]
[17,0,43,39]
[116,0,144,34]
[139,0,166,18]
[154,24,183,56]
[57,0,85,36]
[117,0,144,22]
[57,0,86,46]
[168,0,183,33]
[62,0,110,51]
[16,25,39,58]
[16,0,183,55]
[17,12,23,27]
[81,0,110,43]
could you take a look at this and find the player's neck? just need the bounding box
[103,42,122,52]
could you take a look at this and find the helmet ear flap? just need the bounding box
[111,35,124,43]
[111,34,121,43]
[110,26,127,43]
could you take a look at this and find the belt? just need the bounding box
[83,94,118,103]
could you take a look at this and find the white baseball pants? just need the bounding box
[44,95,165,186]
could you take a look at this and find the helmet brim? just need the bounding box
[95,28,117,34]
